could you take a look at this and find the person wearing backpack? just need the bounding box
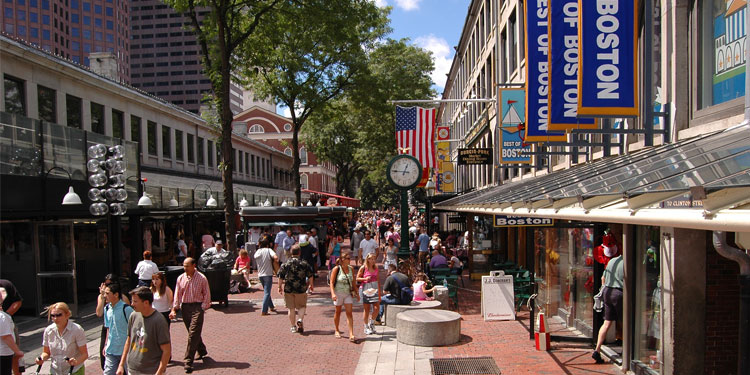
[102,283,134,375]
[376,263,412,325]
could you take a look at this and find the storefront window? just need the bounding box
[699,0,746,108]
[534,226,596,337]
[633,226,662,372]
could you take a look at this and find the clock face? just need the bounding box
[388,156,421,188]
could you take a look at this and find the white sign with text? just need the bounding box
[481,272,516,321]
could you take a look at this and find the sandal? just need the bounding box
[334,331,342,338]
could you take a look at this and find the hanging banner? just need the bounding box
[436,141,454,193]
[499,88,532,163]
[577,0,639,117]
[457,148,492,165]
[436,126,450,141]
[547,0,598,131]
[525,0,566,142]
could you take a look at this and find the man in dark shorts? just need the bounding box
[593,253,624,363]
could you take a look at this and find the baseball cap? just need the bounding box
[215,240,223,245]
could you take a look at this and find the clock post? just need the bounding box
[386,154,422,260]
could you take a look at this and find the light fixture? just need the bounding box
[240,196,249,207]
[306,201,313,206]
[263,199,271,207]
[138,193,153,207]
[315,201,321,207]
[169,196,179,208]
[425,179,436,197]
[281,200,289,207]
[44,167,82,205]
[206,194,218,208]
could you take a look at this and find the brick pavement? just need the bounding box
[22,239,622,374]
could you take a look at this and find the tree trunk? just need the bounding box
[218,35,236,253]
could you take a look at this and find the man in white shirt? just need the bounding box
[358,231,379,264]
[134,251,159,287]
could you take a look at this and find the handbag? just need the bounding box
[362,281,379,304]
[593,286,604,312]
[339,266,359,299]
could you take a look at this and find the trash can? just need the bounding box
[203,269,230,306]
[162,266,184,292]
[197,249,234,307]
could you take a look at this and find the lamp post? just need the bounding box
[193,183,217,208]
[425,178,435,235]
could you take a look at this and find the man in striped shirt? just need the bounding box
[169,258,211,373]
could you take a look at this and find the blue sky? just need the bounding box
[279,0,470,116]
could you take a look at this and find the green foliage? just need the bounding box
[303,38,435,206]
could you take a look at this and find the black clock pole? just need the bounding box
[398,188,410,259]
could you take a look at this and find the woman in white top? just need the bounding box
[429,232,442,252]
[150,271,174,327]
[35,302,89,375]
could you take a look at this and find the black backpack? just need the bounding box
[392,275,413,305]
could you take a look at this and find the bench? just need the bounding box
[385,300,442,328]
[396,309,461,347]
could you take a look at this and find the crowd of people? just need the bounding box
[0,207,472,375]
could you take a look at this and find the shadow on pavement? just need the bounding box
[171,357,251,371]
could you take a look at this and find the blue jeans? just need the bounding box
[104,353,125,375]
[259,275,275,313]
[378,294,400,321]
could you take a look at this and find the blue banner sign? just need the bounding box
[577,0,639,117]
[524,0,566,142]
[548,0,597,131]
[499,88,532,164]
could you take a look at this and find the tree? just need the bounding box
[243,0,389,205]
[161,0,282,252]
[303,39,435,208]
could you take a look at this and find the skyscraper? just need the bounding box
[1,0,130,80]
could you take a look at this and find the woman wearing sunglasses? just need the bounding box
[330,251,359,342]
[35,302,89,375]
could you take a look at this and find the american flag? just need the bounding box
[395,106,436,169]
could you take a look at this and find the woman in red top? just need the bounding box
[234,249,253,286]
[356,253,381,335]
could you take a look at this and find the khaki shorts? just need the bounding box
[333,290,354,306]
[284,292,308,309]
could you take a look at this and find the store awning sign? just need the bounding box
[577,0,639,117]
[458,148,492,165]
[547,0,597,131]
[499,88,532,163]
[524,0,566,142]
[494,215,554,227]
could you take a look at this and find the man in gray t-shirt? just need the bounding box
[119,287,170,375]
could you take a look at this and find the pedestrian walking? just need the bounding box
[118,287,170,375]
[384,237,398,270]
[330,251,359,342]
[277,244,314,334]
[169,258,211,374]
[274,227,288,264]
[356,253,381,335]
[96,274,129,370]
[358,231,378,265]
[327,234,343,271]
[593,251,624,364]
[35,302,88,375]
[0,287,23,375]
[150,272,174,328]
[134,251,159,287]
[350,227,364,266]
[0,279,23,375]
[254,234,279,316]
[102,283,134,375]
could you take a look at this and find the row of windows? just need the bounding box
[4,74,279,180]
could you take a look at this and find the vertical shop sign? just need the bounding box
[524,0,566,142]
[499,88,532,163]
[548,0,597,131]
[436,140,454,193]
[577,0,639,117]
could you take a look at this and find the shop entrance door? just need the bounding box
[35,222,78,316]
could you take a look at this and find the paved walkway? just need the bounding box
[17,239,622,374]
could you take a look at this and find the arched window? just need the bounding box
[248,124,264,133]
[299,147,308,164]
[284,147,292,157]
[300,174,308,189]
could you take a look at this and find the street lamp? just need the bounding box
[235,186,249,208]
[255,189,268,207]
[43,167,83,205]
[425,178,436,234]
[194,183,217,208]
[281,199,289,207]
[125,176,152,207]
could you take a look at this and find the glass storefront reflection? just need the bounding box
[634,225,662,372]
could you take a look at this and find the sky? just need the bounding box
[279,0,471,116]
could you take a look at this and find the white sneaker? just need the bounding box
[368,319,375,333]
[290,326,297,333]
[364,324,372,335]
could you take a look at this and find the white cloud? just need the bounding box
[414,34,452,91]
[394,0,421,11]
[372,0,388,7]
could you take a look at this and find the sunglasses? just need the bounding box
[50,313,64,318]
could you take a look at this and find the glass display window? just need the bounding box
[633,225,662,372]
